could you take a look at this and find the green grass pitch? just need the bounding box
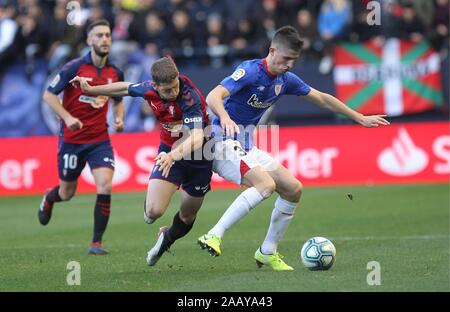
[0,184,448,291]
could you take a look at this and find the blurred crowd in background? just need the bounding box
[1,0,449,76]
[0,0,448,136]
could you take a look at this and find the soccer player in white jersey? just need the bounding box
[198,26,389,271]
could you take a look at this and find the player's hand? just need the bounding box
[69,76,84,88]
[220,116,240,137]
[155,152,175,178]
[64,115,83,131]
[70,76,93,93]
[114,117,124,132]
[358,115,390,128]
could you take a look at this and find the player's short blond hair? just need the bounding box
[151,57,179,85]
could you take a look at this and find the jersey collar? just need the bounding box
[84,51,110,67]
[262,58,277,79]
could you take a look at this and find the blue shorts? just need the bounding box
[150,143,213,197]
[58,139,114,181]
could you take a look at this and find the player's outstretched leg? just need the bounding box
[254,165,301,271]
[38,186,62,226]
[255,197,297,269]
[254,248,294,271]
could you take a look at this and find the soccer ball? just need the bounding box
[300,237,336,270]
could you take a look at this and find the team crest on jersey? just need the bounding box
[231,68,246,81]
[49,74,61,88]
[274,84,282,96]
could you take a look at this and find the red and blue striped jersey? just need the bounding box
[128,75,209,147]
[47,52,124,144]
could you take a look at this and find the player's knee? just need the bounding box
[279,180,303,203]
[145,202,163,220]
[258,179,276,199]
[179,211,196,225]
[147,210,162,220]
[97,182,112,195]
[59,188,75,201]
[59,193,72,201]
[289,180,303,202]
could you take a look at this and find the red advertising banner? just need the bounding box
[0,122,448,196]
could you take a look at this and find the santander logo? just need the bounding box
[377,128,428,176]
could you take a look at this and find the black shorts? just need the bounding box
[150,143,213,197]
[57,139,114,181]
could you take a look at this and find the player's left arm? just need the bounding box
[111,67,125,132]
[304,88,390,127]
[112,99,124,132]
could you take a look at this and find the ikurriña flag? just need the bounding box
[333,38,443,116]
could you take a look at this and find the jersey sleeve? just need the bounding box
[127,81,153,98]
[180,84,204,130]
[284,72,311,96]
[47,59,82,95]
[112,67,125,102]
[220,62,258,95]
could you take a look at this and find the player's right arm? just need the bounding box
[208,63,257,136]
[70,76,131,97]
[43,90,83,131]
[206,85,240,136]
[45,59,85,131]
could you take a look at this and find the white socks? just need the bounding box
[208,190,298,255]
[260,196,297,255]
[208,187,264,238]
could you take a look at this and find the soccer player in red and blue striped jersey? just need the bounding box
[71,57,212,266]
[39,20,124,255]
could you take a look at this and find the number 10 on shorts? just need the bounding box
[63,154,78,169]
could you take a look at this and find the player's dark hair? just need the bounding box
[87,19,111,35]
[151,57,179,84]
[271,26,304,51]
